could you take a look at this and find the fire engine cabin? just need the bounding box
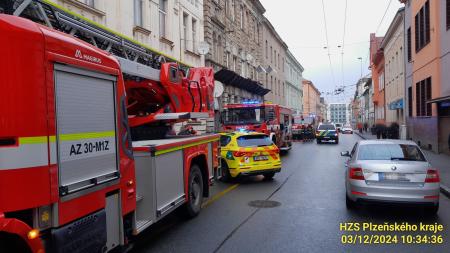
[222,103,293,151]
[0,15,219,253]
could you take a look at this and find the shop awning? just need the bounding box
[214,69,271,96]
[427,95,450,104]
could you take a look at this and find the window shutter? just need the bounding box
[447,0,450,29]
[416,82,421,116]
[426,77,432,116]
[425,1,430,43]
[415,15,419,52]
[407,27,412,62]
[408,87,413,117]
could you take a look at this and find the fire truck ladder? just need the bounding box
[5,0,190,79]
[5,0,212,124]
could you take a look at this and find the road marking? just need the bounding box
[202,183,239,208]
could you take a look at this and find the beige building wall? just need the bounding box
[261,17,288,106]
[50,0,204,67]
[302,80,320,116]
[383,8,405,125]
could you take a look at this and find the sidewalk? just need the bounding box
[355,131,450,198]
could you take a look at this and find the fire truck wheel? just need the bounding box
[184,165,204,218]
[0,232,32,253]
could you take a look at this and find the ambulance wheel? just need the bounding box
[184,165,204,218]
[220,161,232,182]
[0,232,32,253]
[264,172,275,180]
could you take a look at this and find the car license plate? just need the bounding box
[254,155,269,161]
[379,172,410,181]
[324,136,330,139]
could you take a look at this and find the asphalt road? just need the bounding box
[132,134,450,253]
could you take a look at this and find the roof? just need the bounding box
[358,139,418,146]
[380,8,405,49]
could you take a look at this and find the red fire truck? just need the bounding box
[222,103,293,151]
[0,11,219,253]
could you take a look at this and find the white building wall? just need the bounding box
[52,0,204,67]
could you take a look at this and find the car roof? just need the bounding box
[358,139,418,146]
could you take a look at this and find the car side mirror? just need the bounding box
[341,151,350,157]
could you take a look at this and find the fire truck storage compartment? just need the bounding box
[133,139,190,232]
[54,64,119,195]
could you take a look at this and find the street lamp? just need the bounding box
[357,57,363,78]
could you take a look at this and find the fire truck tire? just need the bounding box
[0,232,32,253]
[184,165,204,218]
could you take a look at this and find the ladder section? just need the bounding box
[8,0,189,72]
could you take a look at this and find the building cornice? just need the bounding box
[380,8,404,49]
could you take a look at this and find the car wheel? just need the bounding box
[316,139,321,144]
[220,161,232,182]
[425,203,439,216]
[346,194,356,209]
[335,139,339,144]
[264,172,276,180]
[184,164,204,218]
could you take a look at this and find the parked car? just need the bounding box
[341,140,440,214]
[316,123,339,144]
[220,132,281,181]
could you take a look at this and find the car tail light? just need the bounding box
[425,169,440,183]
[233,151,246,157]
[349,168,365,180]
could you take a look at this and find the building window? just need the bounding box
[134,0,143,27]
[192,18,197,52]
[408,87,413,117]
[415,0,430,52]
[183,13,188,49]
[233,56,237,71]
[415,77,432,117]
[265,40,268,59]
[240,5,244,29]
[81,0,95,7]
[159,0,167,38]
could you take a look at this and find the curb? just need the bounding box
[354,131,450,199]
[441,185,450,199]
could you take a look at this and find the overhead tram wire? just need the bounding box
[341,0,348,92]
[321,0,337,90]
[363,0,394,66]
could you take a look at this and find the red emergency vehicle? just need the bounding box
[0,14,219,253]
[222,103,293,151]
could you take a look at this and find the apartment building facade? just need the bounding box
[204,0,268,107]
[382,8,405,127]
[285,50,304,115]
[402,0,450,154]
[370,33,386,125]
[328,103,348,124]
[302,79,321,118]
[260,17,288,106]
[50,0,205,67]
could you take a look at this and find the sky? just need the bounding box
[259,0,404,104]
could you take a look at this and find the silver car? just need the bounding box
[341,140,440,214]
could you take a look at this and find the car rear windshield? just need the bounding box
[237,135,273,147]
[357,144,426,161]
[318,124,335,130]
